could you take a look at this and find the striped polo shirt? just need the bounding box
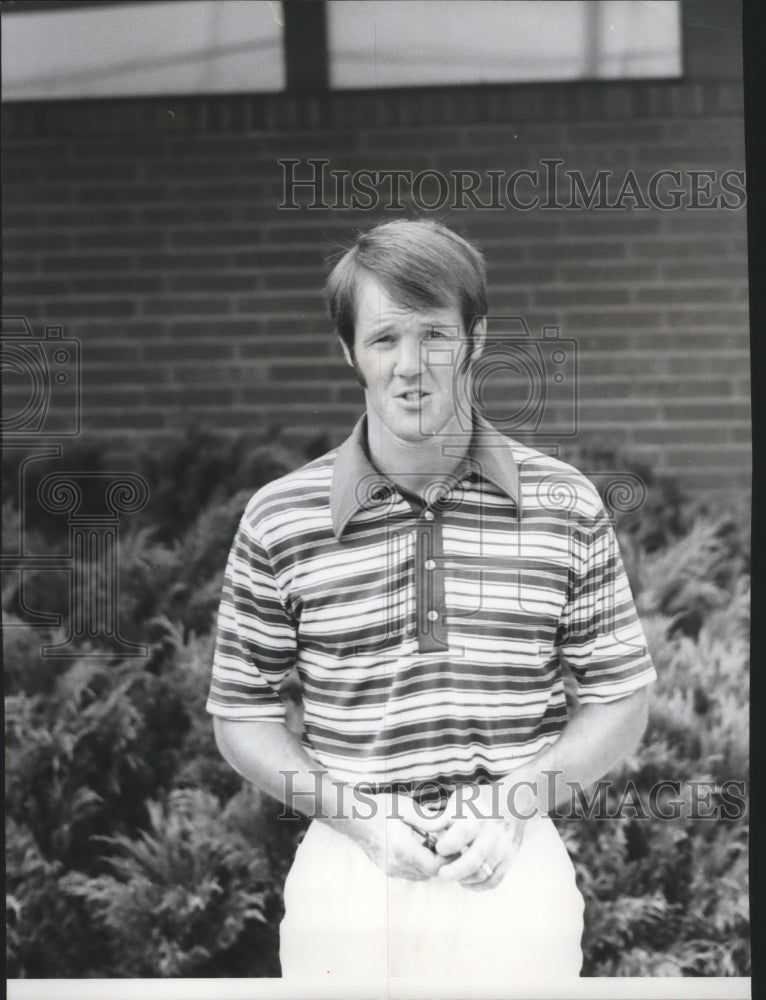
[207,416,656,793]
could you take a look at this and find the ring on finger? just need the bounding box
[422,831,438,852]
[480,861,494,879]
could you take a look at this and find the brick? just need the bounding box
[74,230,167,251]
[631,423,749,445]
[664,445,751,466]
[139,205,244,226]
[240,385,334,405]
[163,273,258,294]
[235,315,326,336]
[154,386,237,406]
[633,285,740,304]
[581,350,748,377]
[531,241,626,262]
[86,365,171,386]
[168,319,257,338]
[42,207,138,228]
[140,251,238,272]
[84,409,169,430]
[4,182,74,206]
[634,331,748,349]
[557,263,659,283]
[262,268,339,291]
[564,122,665,144]
[271,362,351,381]
[5,231,70,252]
[40,253,134,274]
[248,285,325,304]
[628,237,727,258]
[143,342,236,362]
[72,320,166,340]
[665,307,748,328]
[138,297,233,317]
[664,261,748,280]
[83,387,147,407]
[5,278,70,297]
[70,275,163,294]
[535,288,630,307]
[563,310,665,331]
[239,336,335,359]
[43,298,138,318]
[662,402,750,421]
[75,341,144,363]
[634,144,739,165]
[559,215,662,237]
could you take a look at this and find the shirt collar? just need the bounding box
[330,414,519,539]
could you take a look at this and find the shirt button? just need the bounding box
[423,510,435,521]
[426,610,439,622]
[424,559,436,571]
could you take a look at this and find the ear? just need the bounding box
[470,317,487,361]
[339,336,354,368]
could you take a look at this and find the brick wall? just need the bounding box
[2,48,750,494]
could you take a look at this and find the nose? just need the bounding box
[393,337,423,379]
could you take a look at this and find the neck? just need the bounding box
[365,412,471,497]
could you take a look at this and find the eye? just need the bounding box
[428,327,455,340]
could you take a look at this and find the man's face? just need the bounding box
[342,273,482,444]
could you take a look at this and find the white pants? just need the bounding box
[280,814,584,980]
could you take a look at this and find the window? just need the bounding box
[327,0,682,89]
[1,0,682,102]
[1,0,284,101]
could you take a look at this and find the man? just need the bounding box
[207,219,656,981]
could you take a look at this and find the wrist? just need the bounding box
[497,768,543,821]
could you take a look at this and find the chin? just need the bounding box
[391,425,430,444]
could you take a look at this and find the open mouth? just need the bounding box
[398,390,429,402]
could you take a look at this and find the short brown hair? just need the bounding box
[325,219,487,359]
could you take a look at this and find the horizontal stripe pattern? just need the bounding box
[208,433,656,791]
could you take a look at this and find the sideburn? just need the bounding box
[350,352,368,389]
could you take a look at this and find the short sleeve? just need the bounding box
[555,508,656,704]
[206,509,297,721]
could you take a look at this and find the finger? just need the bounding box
[403,828,447,876]
[397,796,451,834]
[437,828,495,881]
[434,820,475,857]
[458,829,524,890]
[460,860,509,891]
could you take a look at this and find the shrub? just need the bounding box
[61,787,278,977]
[6,818,113,978]
[557,503,750,977]
[135,426,301,543]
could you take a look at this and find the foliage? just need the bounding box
[3,432,749,978]
[135,425,301,543]
[61,787,276,977]
[556,503,750,976]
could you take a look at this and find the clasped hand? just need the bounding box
[341,786,527,891]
